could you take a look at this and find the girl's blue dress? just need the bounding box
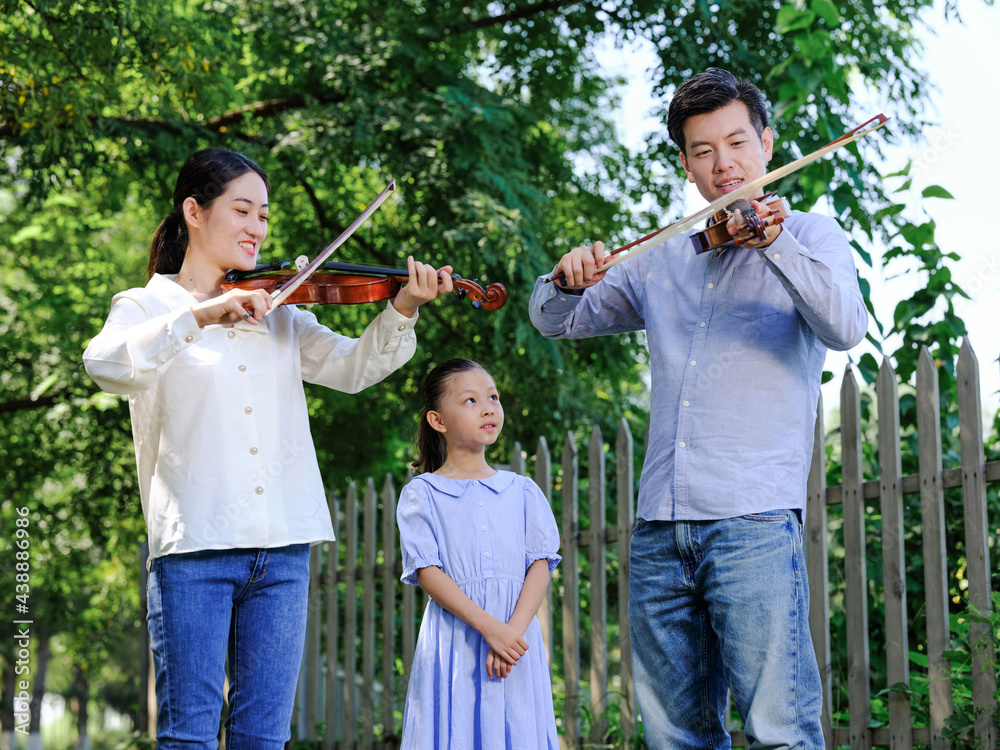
[397,470,561,749]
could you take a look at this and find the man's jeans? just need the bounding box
[629,511,825,750]
[147,544,311,750]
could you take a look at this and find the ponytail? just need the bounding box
[410,358,488,475]
[148,211,188,277]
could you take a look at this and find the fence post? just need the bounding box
[615,419,635,744]
[878,358,913,749]
[917,347,952,750]
[401,470,416,703]
[381,475,398,746]
[957,340,997,749]
[806,396,833,748]
[842,367,872,750]
[361,479,377,750]
[562,431,581,747]
[305,544,322,742]
[343,482,359,741]
[588,426,608,738]
[324,489,340,750]
[535,437,555,686]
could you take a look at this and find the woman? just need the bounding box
[84,148,452,748]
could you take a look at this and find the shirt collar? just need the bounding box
[150,273,271,334]
[415,470,516,497]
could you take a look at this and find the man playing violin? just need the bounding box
[529,68,868,749]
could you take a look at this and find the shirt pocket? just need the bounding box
[723,260,783,322]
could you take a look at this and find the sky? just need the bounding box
[594,0,1000,428]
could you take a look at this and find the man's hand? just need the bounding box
[551,241,608,290]
[728,200,782,249]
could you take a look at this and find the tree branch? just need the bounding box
[0,395,59,415]
[459,0,588,31]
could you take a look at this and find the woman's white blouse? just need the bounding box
[83,273,418,564]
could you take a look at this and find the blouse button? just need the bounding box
[255,486,263,494]
[478,501,483,506]
[481,526,487,531]
[773,253,781,260]
[472,479,479,486]
[397,324,406,331]
[683,400,690,407]
[227,331,236,339]
[244,406,253,415]
[239,365,247,372]
[250,447,258,455]
[690,360,697,366]
[484,552,490,558]
[184,335,193,343]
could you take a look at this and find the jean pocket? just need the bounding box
[632,518,647,536]
[742,510,789,523]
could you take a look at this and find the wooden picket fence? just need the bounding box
[138,341,998,749]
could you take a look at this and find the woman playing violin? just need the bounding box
[83,148,452,750]
[529,69,869,749]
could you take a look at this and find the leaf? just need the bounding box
[776,6,817,33]
[921,185,955,199]
[811,0,840,25]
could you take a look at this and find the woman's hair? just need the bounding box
[412,358,489,474]
[148,148,270,278]
[666,68,770,154]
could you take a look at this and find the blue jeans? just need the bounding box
[147,544,311,749]
[629,512,824,750]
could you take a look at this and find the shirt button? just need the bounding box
[679,441,686,448]
[239,365,247,372]
[478,501,483,506]
[244,406,253,415]
[683,401,690,407]
[250,447,258,455]
[690,360,697,366]
[472,480,479,485]
[227,331,236,339]
[485,552,490,558]
[699,322,706,328]
[481,526,487,531]
[255,486,263,494]
[560,297,567,301]
[397,324,406,331]
[707,282,714,289]
[773,253,781,260]
[184,335,193,343]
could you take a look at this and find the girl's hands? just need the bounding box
[191,288,272,328]
[391,256,454,318]
[480,618,529,667]
[486,648,513,679]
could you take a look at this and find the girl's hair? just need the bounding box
[148,148,270,278]
[412,358,489,474]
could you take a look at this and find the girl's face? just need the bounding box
[428,368,504,450]
[185,171,269,273]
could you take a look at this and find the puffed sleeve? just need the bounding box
[396,480,443,585]
[523,477,561,573]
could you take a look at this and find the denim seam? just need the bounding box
[156,560,175,739]
[228,603,239,749]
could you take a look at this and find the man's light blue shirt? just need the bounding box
[529,211,868,521]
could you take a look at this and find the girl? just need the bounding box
[397,358,561,749]
[83,148,452,749]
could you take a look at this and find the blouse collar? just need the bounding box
[415,470,516,497]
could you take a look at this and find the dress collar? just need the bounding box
[414,470,517,497]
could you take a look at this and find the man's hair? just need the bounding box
[667,69,770,154]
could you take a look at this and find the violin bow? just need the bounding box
[265,179,397,313]
[546,113,889,282]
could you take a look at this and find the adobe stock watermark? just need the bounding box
[11,506,33,736]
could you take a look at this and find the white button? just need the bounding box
[481,526,487,531]
[707,282,714,289]
[560,297,567,301]
[762,255,769,262]
[244,406,253,414]
[239,365,246,372]
[472,480,479,485]
[478,501,483,506]
[690,360,697,366]
[250,447,258,455]
[397,325,406,331]
[227,331,236,339]
[699,322,706,328]
[484,552,490,557]
[679,441,686,448]
[683,401,690,407]
[773,253,781,260]
[255,486,263,494]
[184,335,193,343]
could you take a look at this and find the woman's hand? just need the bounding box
[391,256,455,318]
[479,617,529,666]
[486,648,513,679]
[190,288,273,328]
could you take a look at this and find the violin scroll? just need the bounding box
[451,276,507,311]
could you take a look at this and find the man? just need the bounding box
[529,68,867,749]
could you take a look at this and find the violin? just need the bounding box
[690,194,790,254]
[222,258,507,311]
